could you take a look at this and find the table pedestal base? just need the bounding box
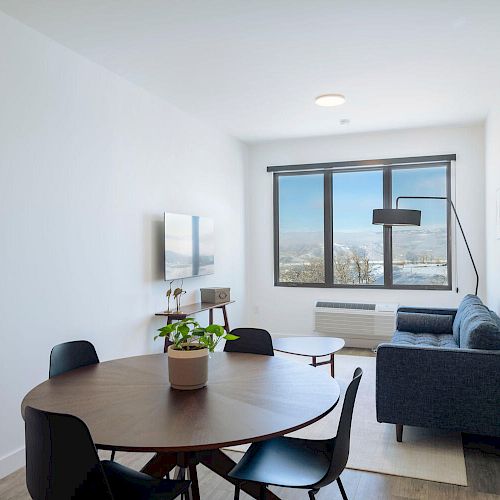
[311,353,336,377]
[142,449,280,500]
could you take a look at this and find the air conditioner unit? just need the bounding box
[314,301,398,349]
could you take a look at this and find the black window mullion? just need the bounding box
[324,171,333,286]
[273,173,280,286]
[383,167,393,287]
[445,162,453,291]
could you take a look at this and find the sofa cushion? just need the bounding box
[397,312,454,335]
[453,294,484,345]
[392,330,458,348]
[491,311,500,330]
[489,311,500,350]
[460,307,500,350]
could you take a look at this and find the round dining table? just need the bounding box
[22,352,341,500]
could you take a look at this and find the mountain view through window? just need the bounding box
[275,162,450,288]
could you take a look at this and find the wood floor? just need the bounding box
[1,348,499,500]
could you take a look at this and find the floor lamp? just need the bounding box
[372,196,479,295]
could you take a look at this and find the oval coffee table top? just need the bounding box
[273,336,345,357]
[22,352,340,453]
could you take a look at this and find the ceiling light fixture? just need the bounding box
[315,93,346,107]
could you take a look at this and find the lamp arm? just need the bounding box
[395,195,478,295]
[449,200,479,295]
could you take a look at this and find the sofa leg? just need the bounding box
[396,424,403,442]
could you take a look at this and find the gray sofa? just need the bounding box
[376,295,500,441]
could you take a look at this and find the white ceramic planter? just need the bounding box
[167,345,209,390]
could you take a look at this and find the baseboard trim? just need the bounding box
[0,447,25,479]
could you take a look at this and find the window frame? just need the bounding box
[272,156,453,290]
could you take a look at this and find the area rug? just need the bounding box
[224,353,468,486]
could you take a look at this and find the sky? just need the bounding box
[279,166,447,233]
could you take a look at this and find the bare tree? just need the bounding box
[361,253,375,284]
[281,247,375,285]
[405,251,418,264]
[351,249,363,284]
[280,257,325,283]
[350,248,375,284]
[334,251,353,284]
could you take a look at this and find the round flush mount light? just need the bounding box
[315,93,346,107]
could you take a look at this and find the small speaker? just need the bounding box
[200,287,230,304]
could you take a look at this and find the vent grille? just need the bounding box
[316,302,376,310]
[314,301,397,348]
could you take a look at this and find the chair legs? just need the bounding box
[308,488,319,499]
[110,450,116,461]
[396,424,403,442]
[234,484,240,500]
[337,477,348,500]
[259,484,266,500]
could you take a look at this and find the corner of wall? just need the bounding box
[0,448,25,480]
[485,103,500,313]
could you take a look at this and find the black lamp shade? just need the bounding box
[372,208,421,226]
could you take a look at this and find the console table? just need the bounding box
[155,301,234,352]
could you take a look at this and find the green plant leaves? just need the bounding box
[205,324,225,336]
[178,325,190,335]
[154,317,238,352]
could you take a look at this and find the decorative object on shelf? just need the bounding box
[155,318,239,390]
[200,287,231,304]
[173,280,187,313]
[165,280,175,313]
[373,195,479,295]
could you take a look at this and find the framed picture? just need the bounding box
[497,188,500,239]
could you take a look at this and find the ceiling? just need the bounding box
[1,0,500,143]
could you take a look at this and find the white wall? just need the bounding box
[246,124,485,335]
[0,12,247,477]
[485,104,500,313]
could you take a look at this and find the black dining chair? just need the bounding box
[24,405,190,500]
[229,367,363,500]
[223,328,274,356]
[49,340,100,378]
[49,340,118,461]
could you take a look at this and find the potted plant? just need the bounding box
[155,318,239,390]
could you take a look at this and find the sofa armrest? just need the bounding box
[376,344,500,435]
[397,306,457,318]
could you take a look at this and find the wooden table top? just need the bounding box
[22,353,340,453]
[155,301,234,317]
[273,336,345,357]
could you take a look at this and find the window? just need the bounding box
[392,166,449,286]
[277,174,325,283]
[332,170,384,285]
[273,156,453,289]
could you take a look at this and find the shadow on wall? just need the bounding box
[144,214,165,283]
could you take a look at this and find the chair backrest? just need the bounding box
[223,328,274,356]
[25,406,113,500]
[49,340,99,378]
[316,367,363,487]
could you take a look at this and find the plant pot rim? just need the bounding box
[167,344,209,359]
